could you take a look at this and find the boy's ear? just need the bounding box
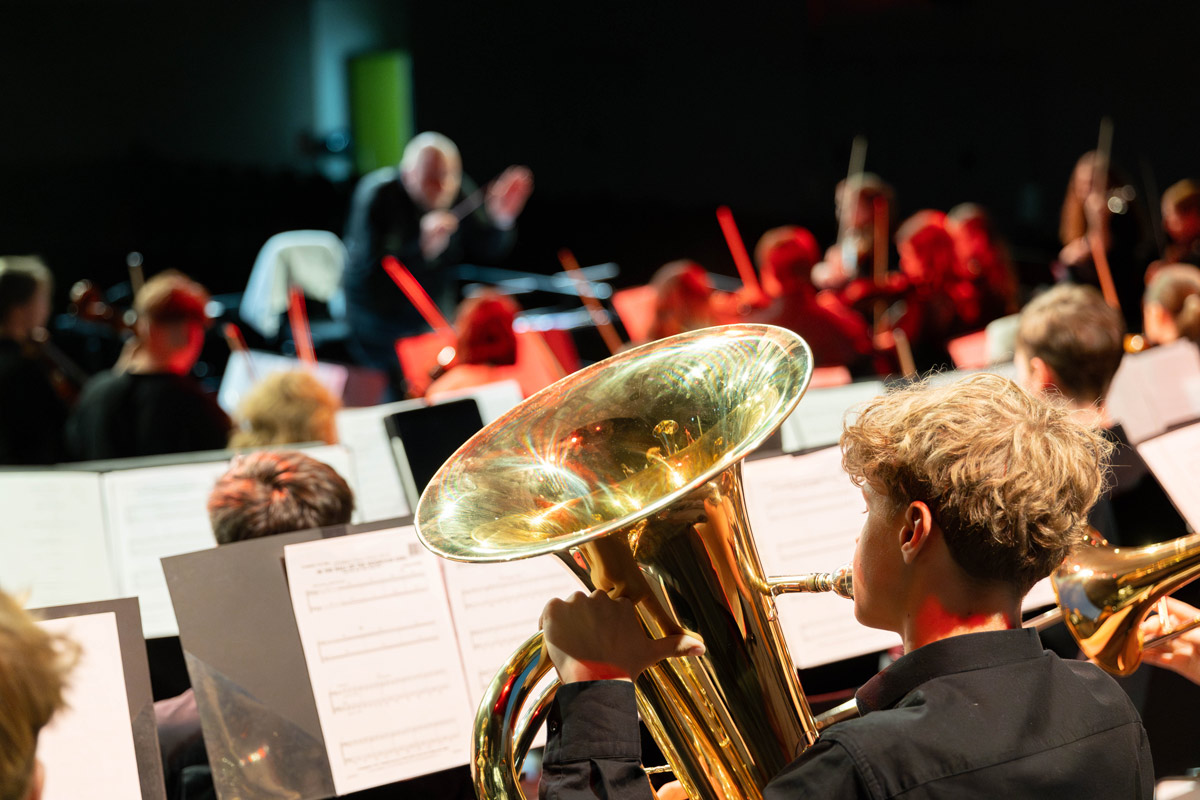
[1028,356,1056,392]
[899,501,934,564]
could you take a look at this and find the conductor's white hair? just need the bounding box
[400,131,461,175]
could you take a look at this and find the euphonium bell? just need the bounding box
[416,325,836,800]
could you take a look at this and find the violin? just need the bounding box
[68,279,138,335]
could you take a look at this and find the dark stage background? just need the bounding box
[3,0,1200,776]
[4,0,1200,305]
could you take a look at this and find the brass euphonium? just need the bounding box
[415,325,850,800]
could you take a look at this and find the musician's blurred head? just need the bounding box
[649,261,717,340]
[207,450,355,545]
[1161,179,1200,245]
[840,374,1111,630]
[1144,263,1200,346]
[455,290,518,367]
[0,589,75,800]
[755,227,821,297]
[1060,151,1133,246]
[1015,284,1125,405]
[0,256,52,339]
[400,132,462,211]
[229,371,341,449]
[133,271,210,376]
[834,173,893,229]
[896,211,957,287]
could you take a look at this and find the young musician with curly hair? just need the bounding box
[537,375,1154,799]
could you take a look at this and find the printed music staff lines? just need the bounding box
[285,527,475,794]
[316,620,438,661]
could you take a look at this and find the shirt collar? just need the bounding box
[855,628,1045,713]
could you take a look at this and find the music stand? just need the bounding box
[383,398,485,509]
[32,598,166,800]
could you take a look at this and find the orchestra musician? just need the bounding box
[228,370,341,448]
[750,226,879,372]
[537,375,1153,799]
[0,256,68,465]
[646,260,721,341]
[1142,263,1200,347]
[1141,598,1200,686]
[340,132,533,395]
[156,451,357,797]
[946,202,1020,322]
[1054,151,1151,330]
[425,290,521,398]
[842,211,963,373]
[1014,283,1186,547]
[65,271,230,461]
[1156,179,1200,270]
[812,174,895,291]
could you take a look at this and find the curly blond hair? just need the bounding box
[0,591,75,800]
[841,373,1112,593]
[230,370,340,448]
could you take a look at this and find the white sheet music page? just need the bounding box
[36,612,142,800]
[1135,421,1200,531]
[285,526,474,794]
[334,401,422,522]
[0,473,116,608]
[440,556,579,711]
[780,381,885,453]
[1107,341,1200,444]
[103,462,227,638]
[743,449,900,667]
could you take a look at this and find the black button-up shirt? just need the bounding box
[541,628,1154,799]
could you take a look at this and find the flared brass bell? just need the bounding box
[417,325,820,800]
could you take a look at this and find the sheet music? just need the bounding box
[0,473,116,608]
[103,462,228,638]
[781,381,885,453]
[744,449,900,666]
[440,556,579,706]
[1107,341,1200,444]
[1023,578,1056,610]
[218,350,350,415]
[285,527,474,794]
[335,401,422,522]
[1135,421,1200,531]
[36,612,142,800]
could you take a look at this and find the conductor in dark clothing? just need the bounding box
[340,132,532,389]
[66,271,230,461]
[0,256,68,464]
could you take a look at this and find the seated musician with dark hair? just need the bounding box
[66,271,230,461]
[156,450,356,790]
[1014,283,1185,547]
[752,226,879,373]
[538,374,1153,799]
[206,449,355,544]
[159,452,474,800]
[0,256,68,465]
